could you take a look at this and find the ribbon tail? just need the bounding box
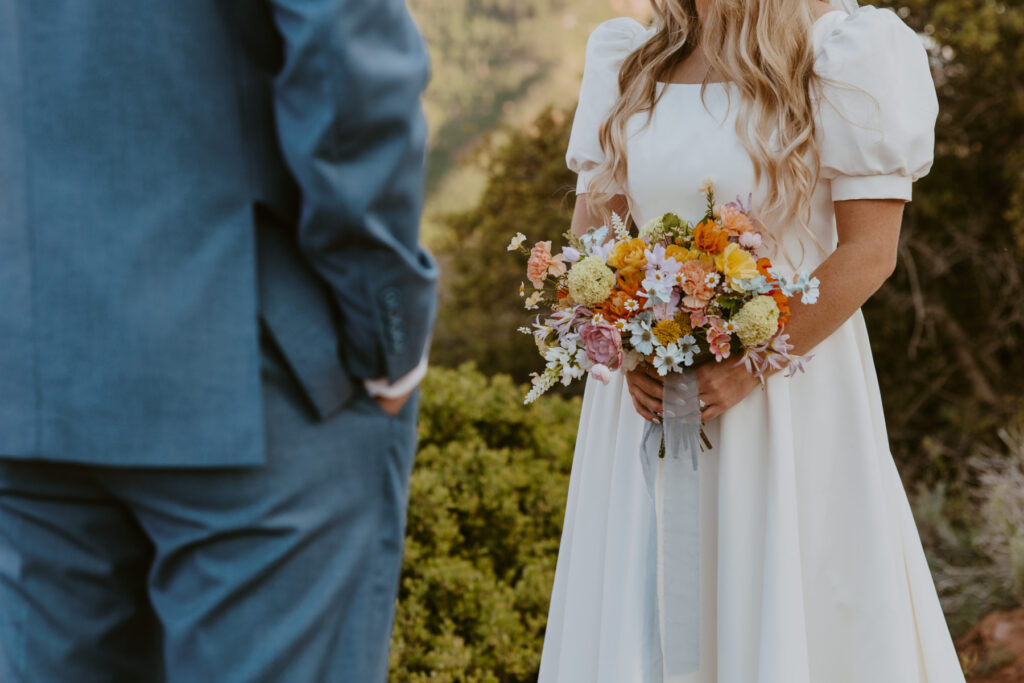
[638,368,703,678]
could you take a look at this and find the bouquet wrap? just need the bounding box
[639,369,702,677]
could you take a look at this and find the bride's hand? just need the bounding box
[625,363,664,423]
[695,359,761,422]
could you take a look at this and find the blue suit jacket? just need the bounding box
[0,0,438,466]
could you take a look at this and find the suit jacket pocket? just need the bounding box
[254,203,355,420]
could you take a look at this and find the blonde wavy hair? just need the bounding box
[588,0,825,252]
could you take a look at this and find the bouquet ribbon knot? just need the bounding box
[639,368,702,678]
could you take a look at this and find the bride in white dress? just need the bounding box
[538,0,966,681]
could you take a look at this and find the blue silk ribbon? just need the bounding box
[639,368,702,679]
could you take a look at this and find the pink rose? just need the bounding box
[590,363,613,385]
[580,323,623,370]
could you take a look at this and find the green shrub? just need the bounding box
[389,364,581,682]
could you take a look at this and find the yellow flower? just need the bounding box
[715,243,759,292]
[607,238,648,274]
[652,319,684,346]
[732,296,780,347]
[567,256,616,306]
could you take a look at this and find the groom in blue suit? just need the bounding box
[0,1,437,681]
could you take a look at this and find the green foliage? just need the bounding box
[389,364,581,682]
[430,109,579,383]
[911,409,1024,637]
[864,0,1024,481]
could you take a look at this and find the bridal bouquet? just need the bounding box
[510,181,819,405]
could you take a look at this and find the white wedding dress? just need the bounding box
[538,3,966,683]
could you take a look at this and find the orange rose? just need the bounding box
[664,244,693,264]
[599,289,636,321]
[617,270,644,298]
[693,219,730,254]
[607,238,648,274]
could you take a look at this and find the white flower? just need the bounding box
[544,345,571,368]
[524,367,558,404]
[508,232,527,250]
[699,177,714,195]
[677,334,699,365]
[639,218,663,241]
[560,362,585,386]
[612,318,628,332]
[573,345,593,371]
[519,282,525,297]
[738,231,762,249]
[653,342,684,376]
[629,319,656,355]
[590,363,613,385]
[524,291,543,310]
[624,298,640,312]
[611,212,630,240]
[517,326,532,335]
[704,272,721,287]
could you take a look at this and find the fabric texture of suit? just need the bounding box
[0,1,437,680]
[0,0,438,467]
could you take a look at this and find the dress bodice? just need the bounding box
[566,5,938,272]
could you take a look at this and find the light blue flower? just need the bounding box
[793,272,820,304]
[579,226,609,258]
[736,274,774,294]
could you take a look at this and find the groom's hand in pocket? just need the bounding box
[626,363,664,424]
[375,390,413,418]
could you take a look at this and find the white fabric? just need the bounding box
[540,6,961,683]
[363,353,429,399]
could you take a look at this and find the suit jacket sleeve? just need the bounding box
[268,0,439,382]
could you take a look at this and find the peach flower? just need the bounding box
[713,203,754,235]
[678,260,717,310]
[527,241,564,288]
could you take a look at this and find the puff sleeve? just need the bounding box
[814,6,939,202]
[566,18,649,195]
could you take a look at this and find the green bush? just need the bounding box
[389,364,581,682]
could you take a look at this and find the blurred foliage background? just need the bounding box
[393,0,1024,679]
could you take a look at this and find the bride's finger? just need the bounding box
[630,393,661,423]
[628,371,664,400]
[640,364,664,381]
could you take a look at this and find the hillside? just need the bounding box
[408,0,650,246]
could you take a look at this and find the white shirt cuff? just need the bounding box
[363,354,429,399]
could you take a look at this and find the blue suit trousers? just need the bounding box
[0,335,418,682]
